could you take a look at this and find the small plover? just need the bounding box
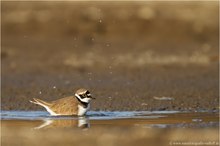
[34,117,89,129]
[30,88,95,116]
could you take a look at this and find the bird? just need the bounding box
[30,88,95,116]
[34,117,89,129]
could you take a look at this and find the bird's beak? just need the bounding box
[87,93,95,99]
[91,96,96,99]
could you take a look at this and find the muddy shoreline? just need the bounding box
[2,125,218,146]
[1,64,219,111]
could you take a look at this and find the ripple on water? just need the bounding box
[0,110,179,120]
[0,110,218,129]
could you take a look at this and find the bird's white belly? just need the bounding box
[78,104,90,116]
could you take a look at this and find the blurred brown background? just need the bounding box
[1,1,219,111]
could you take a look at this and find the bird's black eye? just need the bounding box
[86,91,90,94]
[80,95,85,99]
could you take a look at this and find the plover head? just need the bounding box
[75,88,95,103]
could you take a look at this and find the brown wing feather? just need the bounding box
[50,96,79,115]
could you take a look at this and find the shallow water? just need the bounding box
[1,111,219,146]
[1,110,178,120]
[1,110,219,129]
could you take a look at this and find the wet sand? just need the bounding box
[2,125,218,146]
[1,65,219,111]
[2,124,219,146]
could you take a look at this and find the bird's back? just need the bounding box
[50,96,79,115]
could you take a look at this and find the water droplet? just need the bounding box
[192,119,202,122]
[65,81,70,85]
[141,103,148,106]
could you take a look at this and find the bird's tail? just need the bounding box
[29,98,51,107]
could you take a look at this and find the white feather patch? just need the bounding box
[78,104,90,116]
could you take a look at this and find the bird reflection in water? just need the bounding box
[34,116,90,130]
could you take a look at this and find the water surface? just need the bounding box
[1,110,219,146]
[1,110,218,129]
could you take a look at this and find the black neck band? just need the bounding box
[75,96,89,108]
